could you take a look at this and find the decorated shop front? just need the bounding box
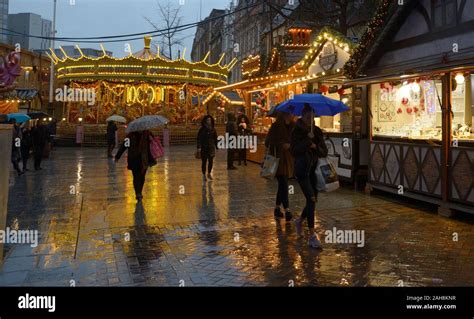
[345,0,474,214]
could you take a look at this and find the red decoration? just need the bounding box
[413,107,419,113]
[380,83,386,89]
[397,108,402,114]
[320,85,329,94]
[401,97,409,105]
[406,107,413,114]
[337,88,345,96]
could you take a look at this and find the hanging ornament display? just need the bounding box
[401,97,409,105]
[320,85,329,95]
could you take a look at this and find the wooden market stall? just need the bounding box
[344,0,474,215]
[215,26,370,184]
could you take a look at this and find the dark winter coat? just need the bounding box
[107,122,118,144]
[197,126,218,157]
[31,125,47,148]
[265,120,294,177]
[226,113,237,137]
[116,130,154,172]
[20,128,32,158]
[290,118,327,178]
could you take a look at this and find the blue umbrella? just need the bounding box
[275,93,349,116]
[7,113,31,124]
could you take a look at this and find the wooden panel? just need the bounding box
[449,148,474,205]
[370,141,441,197]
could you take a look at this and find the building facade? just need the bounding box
[191,9,226,64]
[0,0,9,43]
[8,13,52,51]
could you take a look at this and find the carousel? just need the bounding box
[48,36,237,124]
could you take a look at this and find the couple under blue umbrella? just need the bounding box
[269,93,348,249]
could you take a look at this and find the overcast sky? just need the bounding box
[9,0,229,58]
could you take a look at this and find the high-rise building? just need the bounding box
[8,13,52,51]
[0,0,9,43]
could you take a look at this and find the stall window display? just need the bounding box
[371,79,444,140]
[315,90,352,133]
[451,73,474,141]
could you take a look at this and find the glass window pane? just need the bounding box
[371,80,443,139]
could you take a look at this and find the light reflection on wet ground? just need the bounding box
[1,146,473,286]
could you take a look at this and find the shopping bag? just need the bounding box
[149,136,164,160]
[315,157,339,192]
[260,149,279,179]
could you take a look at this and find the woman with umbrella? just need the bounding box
[290,104,328,249]
[114,115,165,201]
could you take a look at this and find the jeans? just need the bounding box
[227,149,235,168]
[276,175,289,209]
[107,142,115,157]
[132,168,147,197]
[238,149,247,164]
[201,155,214,175]
[296,163,318,229]
[33,145,44,170]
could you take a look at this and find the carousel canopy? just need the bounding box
[48,36,237,87]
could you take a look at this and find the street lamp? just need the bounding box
[48,0,57,115]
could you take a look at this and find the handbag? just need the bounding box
[260,146,279,179]
[149,136,164,160]
[315,157,339,192]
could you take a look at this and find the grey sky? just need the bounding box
[9,0,229,58]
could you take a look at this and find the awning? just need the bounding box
[16,89,39,100]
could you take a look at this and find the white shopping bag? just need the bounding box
[261,152,279,179]
[315,157,339,192]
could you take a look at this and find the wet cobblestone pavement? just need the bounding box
[1,146,474,287]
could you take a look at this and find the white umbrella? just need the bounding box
[106,115,127,123]
[126,115,168,133]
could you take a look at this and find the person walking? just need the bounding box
[237,115,250,166]
[106,120,118,158]
[115,130,155,201]
[265,111,294,221]
[197,115,218,182]
[31,122,47,170]
[226,112,238,170]
[9,119,23,176]
[47,118,57,150]
[291,104,327,249]
[20,121,32,172]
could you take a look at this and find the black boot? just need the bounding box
[274,208,284,218]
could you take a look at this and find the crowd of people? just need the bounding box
[109,106,326,249]
[9,118,55,176]
[8,107,326,250]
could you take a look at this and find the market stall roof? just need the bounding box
[47,36,237,87]
[216,26,357,92]
[202,90,257,106]
[344,0,474,80]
